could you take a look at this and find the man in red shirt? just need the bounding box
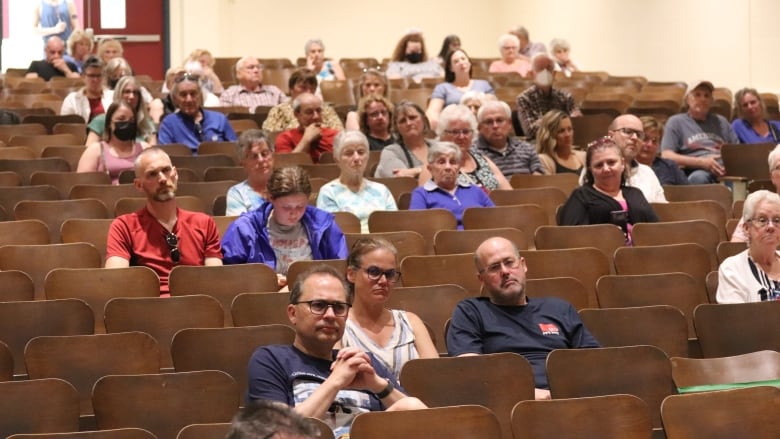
[275,92,340,163]
[105,147,222,296]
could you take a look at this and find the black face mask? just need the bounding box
[405,52,423,63]
[108,78,119,89]
[113,120,137,141]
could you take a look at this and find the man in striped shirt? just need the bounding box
[219,56,287,112]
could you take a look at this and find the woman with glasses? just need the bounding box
[718,190,780,303]
[425,104,510,191]
[731,145,780,242]
[426,48,494,130]
[76,101,151,184]
[558,137,657,244]
[225,129,275,216]
[317,131,397,233]
[352,94,395,151]
[536,109,585,175]
[157,73,237,151]
[60,56,112,123]
[341,237,438,380]
[410,142,495,229]
[221,166,348,289]
[636,116,688,185]
[374,101,433,181]
[85,75,156,146]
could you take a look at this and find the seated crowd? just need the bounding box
[4,24,780,439]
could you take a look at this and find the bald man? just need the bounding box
[607,114,668,203]
[25,36,80,80]
[446,237,599,400]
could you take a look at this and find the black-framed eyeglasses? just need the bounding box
[360,266,401,283]
[613,127,646,140]
[165,232,180,264]
[293,300,351,316]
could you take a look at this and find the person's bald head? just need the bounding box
[474,237,528,306]
[608,114,644,162]
[45,36,66,63]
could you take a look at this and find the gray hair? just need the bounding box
[437,104,478,142]
[226,400,318,439]
[170,73,204,107]
[237,129,273,159]
[497,34,520,49]
[477,100,512,122]
[333,130,369,158]
[292,93,320,112]
[304,38,325,54]
[768,144,780,171]
[549,38,571,53]
[427,141,462,163]
[742,190,780,223]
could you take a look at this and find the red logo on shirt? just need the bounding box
[539,323,560,335]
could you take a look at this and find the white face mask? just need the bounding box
[535,69,553,87]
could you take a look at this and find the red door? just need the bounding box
[84,0,167,79]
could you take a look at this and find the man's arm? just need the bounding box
[446,300,485,356]
[515,93,539,139]
[105,256,129,268]
[292,125,322,154]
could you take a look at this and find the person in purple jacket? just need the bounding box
[221,166,347,289]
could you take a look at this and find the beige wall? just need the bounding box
[170,0,779,94]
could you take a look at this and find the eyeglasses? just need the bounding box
[748,217,780,228]
[479,256,521,275]
[293,300,351,316]
[360,266,402,283]
[443,129,473,137]
[85,73,102,79]
[613,127,646,140]
[165,233,180,264]
[247,149,273,161]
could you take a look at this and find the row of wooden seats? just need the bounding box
[0,240,743,355]
[1,329,777,438]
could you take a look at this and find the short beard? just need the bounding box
[153,189,176,202]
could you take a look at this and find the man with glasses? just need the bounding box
[607,114,668,203]
[219,56,287,112]
[25,36,80,81]
[474,100,543,178]
[105,147,223,296]
[661,81,739,184]
[247,265,425,438]
[447,236,599,400]
[275,93,340,163]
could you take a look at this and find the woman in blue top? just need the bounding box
[732,88,780,144]
[409,142,494,229]
[305,38,345,85]
[426,48,495,130]
[221,166,348,289]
